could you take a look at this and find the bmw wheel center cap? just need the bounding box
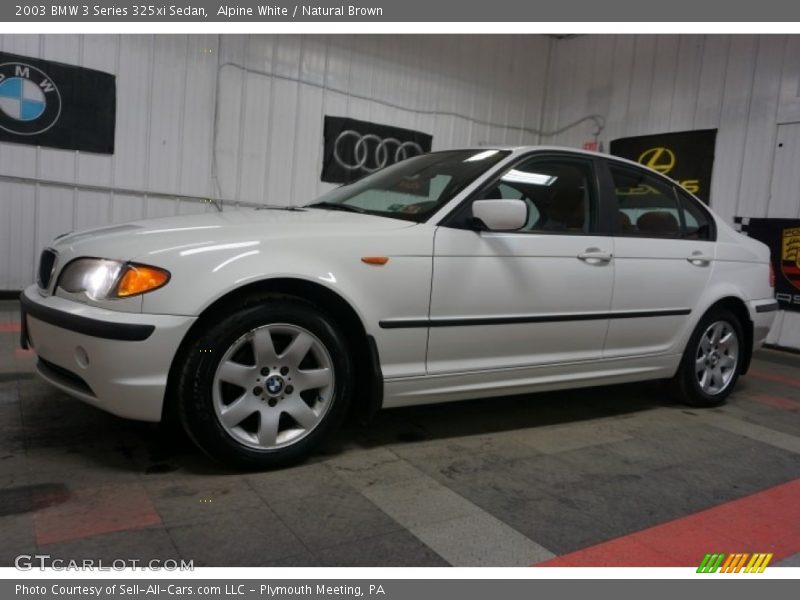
[265,375,285,396]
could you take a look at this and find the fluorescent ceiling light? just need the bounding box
[212,250,260,272]
[180,241,259,256]
[464,150,500,162]
[501,170,558,186]
[138,225,221,235]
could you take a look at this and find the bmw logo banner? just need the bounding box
[610,129,717,203]
[321,115,432,184]
[0,51,115,154]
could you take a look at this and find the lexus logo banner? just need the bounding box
[0,51,115,154]
[321,115,432,184]
[738,217,800,312]
[610,129,717,203]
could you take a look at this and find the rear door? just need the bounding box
[603,160,716,357]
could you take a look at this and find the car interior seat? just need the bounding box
[617,211,636,233]
[636,211,680,237]
[540,170,586,232]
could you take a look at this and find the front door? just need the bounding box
[427,155,615,375]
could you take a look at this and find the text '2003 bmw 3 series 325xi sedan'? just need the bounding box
[20,147,778,468]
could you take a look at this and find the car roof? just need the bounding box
[446,145,680,184]
[453,145,644,167]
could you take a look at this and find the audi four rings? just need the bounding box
[333,129,425,172]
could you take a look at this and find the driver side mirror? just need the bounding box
[471,199,528,232]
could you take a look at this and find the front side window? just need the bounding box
[306,149,510,222]
[475,158,597,234]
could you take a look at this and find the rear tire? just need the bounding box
[176,297,353,469]
[673,308,743,407]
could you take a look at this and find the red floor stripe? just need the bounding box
[0,322,20,333]
[754,394,800,411]
[535,479,800,567]
[748,368,800,389]
[33,483,162,546]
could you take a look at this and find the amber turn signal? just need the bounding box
[115,264,170,297]
[361,256,389,265]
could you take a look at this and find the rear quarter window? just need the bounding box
[676,188,716,241]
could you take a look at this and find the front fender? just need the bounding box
[139,226,436,379]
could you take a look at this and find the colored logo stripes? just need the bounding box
[697,552,773,573]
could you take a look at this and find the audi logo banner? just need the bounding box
[321,115,433,184]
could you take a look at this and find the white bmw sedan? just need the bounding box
[20,147,778,468]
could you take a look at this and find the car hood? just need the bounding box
[51,208,416,261]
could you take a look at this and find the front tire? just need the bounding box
[176,297,353,469]
[673,308,743,407]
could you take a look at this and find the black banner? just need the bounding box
[0,51,115,154]
[739,217,800,312]
[610,129,717,203]
[321,116,432,184]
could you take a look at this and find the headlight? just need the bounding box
[58,258,123,300]
[58,258,170,300]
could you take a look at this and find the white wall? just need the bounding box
[0,34,552,290]
[540,34,800,349]
[541,35,800,222]
[3,33,798,349]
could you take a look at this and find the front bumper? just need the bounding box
[20,285,196,422]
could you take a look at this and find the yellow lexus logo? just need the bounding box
[638,147,676,175]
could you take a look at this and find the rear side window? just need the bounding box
[609,163,714,240]
[610,164,681,238]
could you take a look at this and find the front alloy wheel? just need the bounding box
[213,324,335,450]
[177,297,353,468]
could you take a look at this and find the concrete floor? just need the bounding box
[1,299,799,567]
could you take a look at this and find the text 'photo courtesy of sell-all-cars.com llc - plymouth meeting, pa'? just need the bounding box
[19,147,778,469]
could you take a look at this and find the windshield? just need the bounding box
[306,149,511,222]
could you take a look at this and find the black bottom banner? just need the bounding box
[4,579,797,600]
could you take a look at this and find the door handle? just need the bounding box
[687,251,713,266]
[577,248,613,263]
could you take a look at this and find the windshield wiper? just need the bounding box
[306,201,367,214]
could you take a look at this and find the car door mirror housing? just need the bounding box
[471,199,528,232]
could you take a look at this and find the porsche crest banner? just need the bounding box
[738,217,800,312]
[610,129,717,203]
[321,116,432,184]
[0,51,116,154]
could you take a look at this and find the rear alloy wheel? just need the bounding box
[674,309,743,407]
[177,299,353,468]
[694,320,739,396]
